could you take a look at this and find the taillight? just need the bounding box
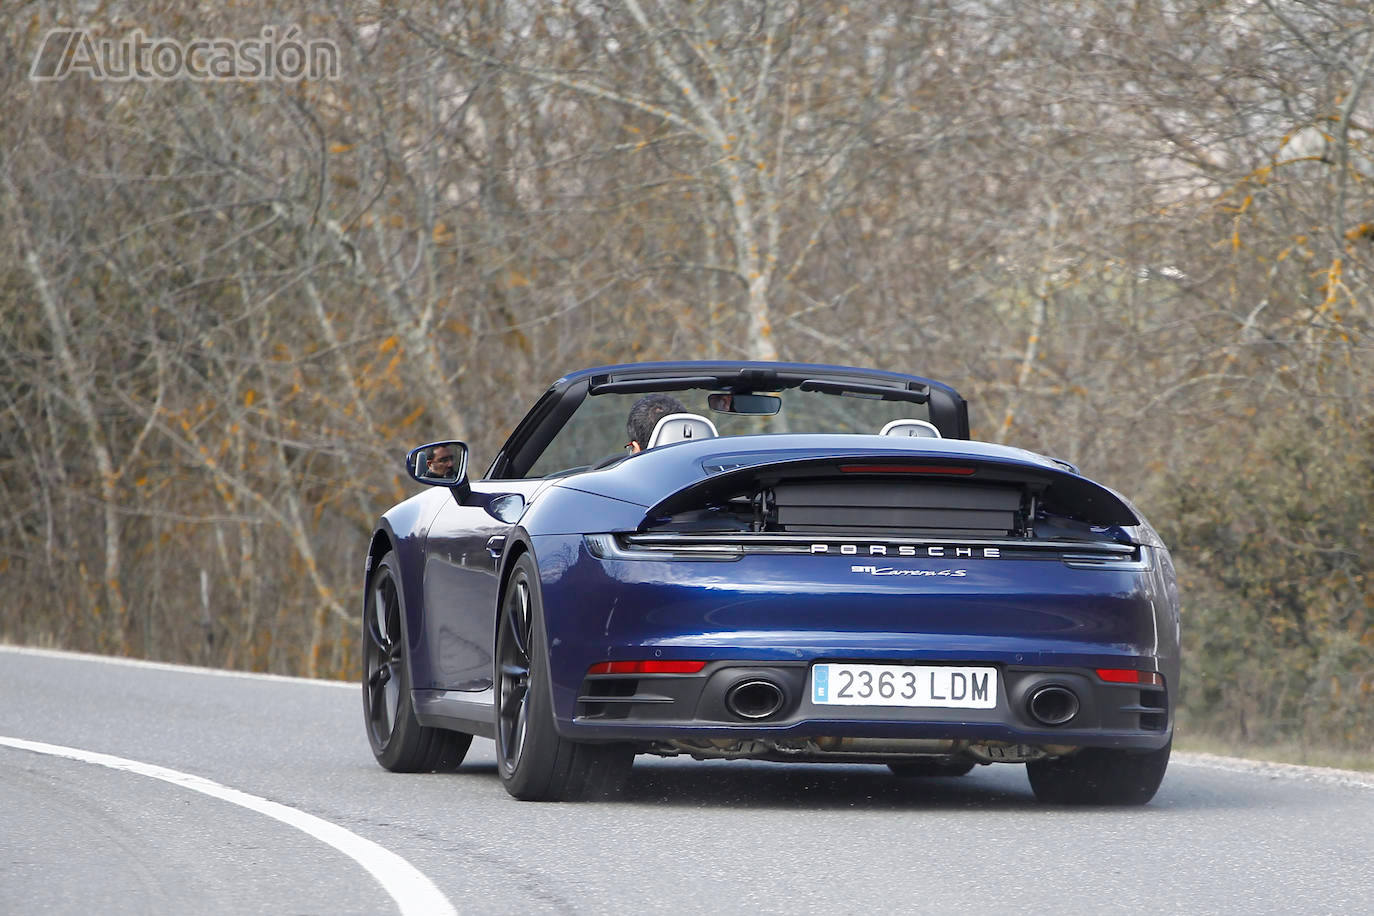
[1096,668,1164,686]
[587,660,708,675]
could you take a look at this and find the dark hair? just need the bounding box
[627,394,688,448]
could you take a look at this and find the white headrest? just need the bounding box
[647,413,719,448]
[879,419,941,438]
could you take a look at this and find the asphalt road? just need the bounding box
[3,646,1372,915]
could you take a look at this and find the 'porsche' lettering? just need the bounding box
[814,542,1006,558]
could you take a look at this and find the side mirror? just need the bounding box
[406,440,470,488]
[707,392,782,415]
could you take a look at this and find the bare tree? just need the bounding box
[1,0,1371,748]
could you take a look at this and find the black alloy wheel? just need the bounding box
[1026,740,1171,805]
[495,569,534,779]
[362,552,471,772]
[496,554,634,801]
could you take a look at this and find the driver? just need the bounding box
[425,444,458,478]
[625,394,688,454]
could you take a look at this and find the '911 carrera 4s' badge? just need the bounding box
[850,565,968,577]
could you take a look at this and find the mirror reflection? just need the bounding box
[409,440,468,484]
[707,392,782,415]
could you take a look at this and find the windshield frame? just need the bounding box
[485,362,969,481]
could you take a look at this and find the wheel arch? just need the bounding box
[364,528,396,598]
[363,524,422,683]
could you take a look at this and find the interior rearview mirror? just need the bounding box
[406,440,470,488]
[707,392,782,415]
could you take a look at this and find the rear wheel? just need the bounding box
[888,758,977,779]
[363,552,471,772]
[1026,740,1171,805]
[496,554,633,801]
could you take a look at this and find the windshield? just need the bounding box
[526,387,936,479]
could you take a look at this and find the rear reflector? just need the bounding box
[1096,668,1164,686]
[838,464,975,475]
[588,660,708,675]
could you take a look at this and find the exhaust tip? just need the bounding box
[725,679,786,720]
[1027,685,1080,726]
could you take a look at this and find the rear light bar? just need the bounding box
[1096,668,1164,686]
[587,660,708,675]
[839,464,975,475]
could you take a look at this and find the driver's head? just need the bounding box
[426,445,456,477]
[626,394,688,453]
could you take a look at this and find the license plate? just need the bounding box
[811,663,997,709]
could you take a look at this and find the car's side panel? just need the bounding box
[419,492,505,691]
[419,480,545,691]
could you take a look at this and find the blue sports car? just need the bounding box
[362,362,1179,803]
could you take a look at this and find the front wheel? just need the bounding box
[496,554,633,801]
[362,551,471,772]
[1026,740,1171,805]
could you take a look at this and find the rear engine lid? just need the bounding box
[771,479,1024,537]
[637,442,1141,535]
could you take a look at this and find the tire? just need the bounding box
[888,757,977,779]
[1026,740,1171,805]
[496,554,633,801]
[362,551,472,772]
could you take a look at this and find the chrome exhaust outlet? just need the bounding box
[724,679,786,720]
[1027,685,1080,726]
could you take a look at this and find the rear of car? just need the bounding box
[528,435,1179,803]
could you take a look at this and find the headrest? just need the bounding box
[647,413,719,448]
[879,418,942,438]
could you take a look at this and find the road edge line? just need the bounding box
[0,644,354,689]
[1174,751,1374,790]
[0,735,457,916]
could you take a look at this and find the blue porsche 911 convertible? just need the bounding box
[362,361,1179,803]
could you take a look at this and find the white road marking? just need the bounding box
[0,736,457,916]
[0,645,354,689]
[1175,751,1374,790]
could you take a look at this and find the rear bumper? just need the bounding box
[560,659,1171,751]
